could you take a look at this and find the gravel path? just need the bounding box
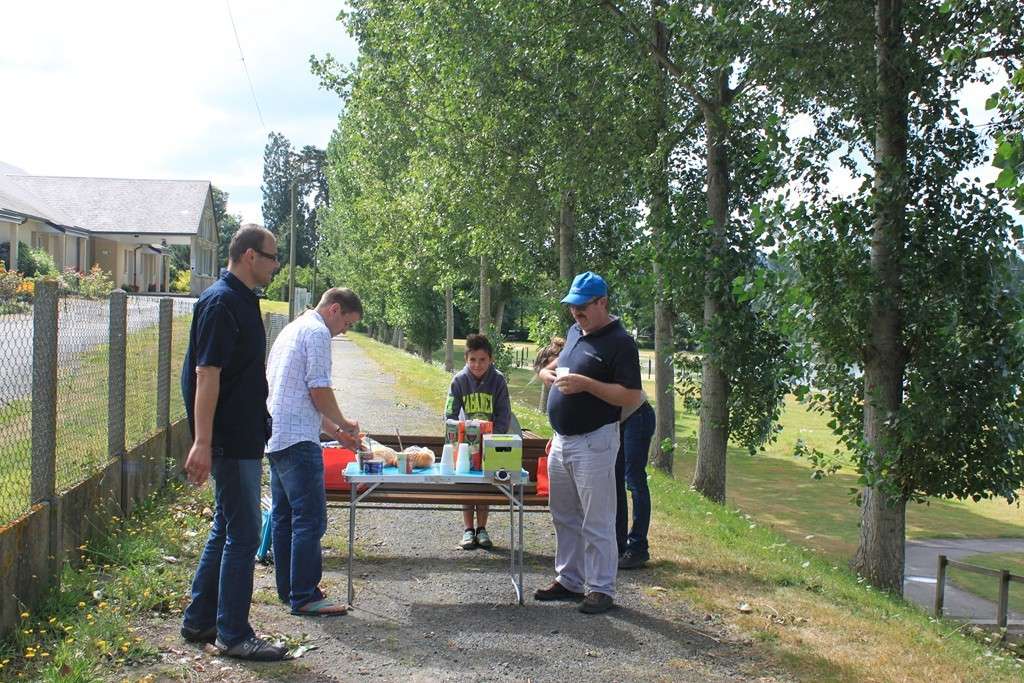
[140,335,785,682]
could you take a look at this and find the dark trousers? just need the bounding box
[182,456,262,647]
[615,401,656,555]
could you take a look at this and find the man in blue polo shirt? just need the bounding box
[179,224,288,661]
[533,272,643,615]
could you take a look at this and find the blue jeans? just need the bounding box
[182,455,262,647]
[615,402,656,555]
[267,441,327,610]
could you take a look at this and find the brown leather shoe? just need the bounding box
[578,592,614,614]
[533,580,584,602]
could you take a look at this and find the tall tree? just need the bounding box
[603,0,794,499]
[765,0,1024,592]
[211,185,241,268]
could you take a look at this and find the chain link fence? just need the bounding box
[171,298,194,422]
[0,303,35,523]
[0,288,200,526]
[54,295,111,490]
[265,312,288,355]
[124,296,163,445]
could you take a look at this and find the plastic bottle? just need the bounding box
[440,443,455,475]
[456,442,471,474]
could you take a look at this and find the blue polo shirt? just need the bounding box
[181,270,271,459]
[547,318,642,436]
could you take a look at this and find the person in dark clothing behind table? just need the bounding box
[615,392,656,569]
[444,333,512,550]
[179,224,288,662]
[533,272,643,615]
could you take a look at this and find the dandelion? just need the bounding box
[77,602,86,608]
[19,612,28,619]
[48,617,56,624]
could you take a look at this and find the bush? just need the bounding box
[170,269,190,293]
[0,262,23,300]
[18,244,58,277]
[58,267,82,294]
[79,265,114,299]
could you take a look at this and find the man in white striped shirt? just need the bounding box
[266,287,362,616]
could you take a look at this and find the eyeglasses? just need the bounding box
[568,297,602,312]
[253,248,279,262]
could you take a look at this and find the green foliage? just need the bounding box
[170,268,190,293]
[17,244,57,277]
[261,132,329,269]
[212,185,242,268]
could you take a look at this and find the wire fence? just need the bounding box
[266,312,288,354]
[124,296,163,445]
[0,302,35,523]
[0,289,199,526]
[171,298,194,422]
[54,295,111,491]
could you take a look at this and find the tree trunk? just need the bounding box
[479,255,491,333]
[539,383,550,412]
[851,0,909,594]
[691,75,731,503]
[444,284,454,372]
[493,297,506,336]
[559,190,575,285]
[648,0,675,474]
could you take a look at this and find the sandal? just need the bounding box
[291,598,348,616]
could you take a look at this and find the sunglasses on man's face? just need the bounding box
[253,247,279,262]
[568,297,602,312]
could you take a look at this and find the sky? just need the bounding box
[0,0,358,224]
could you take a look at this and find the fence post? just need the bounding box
[30,279,59,504]
[997,569,1010,630]
[156,298,172,486]
[109,291,127,511]
[933,554,947,617]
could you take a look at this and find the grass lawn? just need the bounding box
[343,332,1023,680]
[353,332,1024,562]
[947,552,1024,615]
[259,299,290,316]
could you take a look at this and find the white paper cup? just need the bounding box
[555,366,570,378]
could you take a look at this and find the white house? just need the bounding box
[0,163,218,295]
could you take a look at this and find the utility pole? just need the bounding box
[288,180,297,321]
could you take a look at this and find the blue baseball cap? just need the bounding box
[561,271,608,305]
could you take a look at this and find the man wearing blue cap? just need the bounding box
[533,271,643,614]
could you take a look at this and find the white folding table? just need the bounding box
[343,462,529,605]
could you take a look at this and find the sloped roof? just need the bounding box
[0,174,78,226]
[0,175,210,235]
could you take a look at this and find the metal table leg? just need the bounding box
[347,482,356,605]
[518,482,524,605]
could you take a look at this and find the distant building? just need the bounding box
[0,165,218,295]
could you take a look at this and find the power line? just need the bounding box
[225,0,266,130]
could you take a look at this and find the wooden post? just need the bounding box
[933,554,947,617]
[997,569,1010,629]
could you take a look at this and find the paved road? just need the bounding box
[905,538,1024,626]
